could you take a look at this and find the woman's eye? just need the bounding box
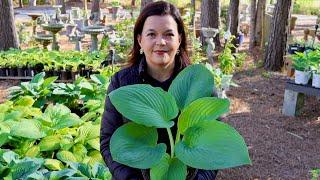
[147,33,155,37]
[166,33,174,36]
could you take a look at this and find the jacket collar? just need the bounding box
[137,56,184,79]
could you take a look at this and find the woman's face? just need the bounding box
[138,15,181,69]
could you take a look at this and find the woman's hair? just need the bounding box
[127,1,191,68]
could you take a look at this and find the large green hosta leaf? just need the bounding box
[44,159,64,171]
[68,162,91,177]
[57,150,77,163]
[10,119,46,139]
[39,135,61,151]
[75,122,100,144]
[10,158,44,179]
[87,150,104,166]
[72,143,87,162]
[14,96,35,107]
[150,153,187,180]
[47,168,77,180]
[110,122,166,169]
[87,138,100,151]
[25,145,40,157]
[175,121,251,170]
[168,64,214,110]
[178,97,230,134]
[109,84,178,128]
[41,104,82,130]
[92,163,111,179]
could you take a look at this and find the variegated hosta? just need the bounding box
[109,64,251,180]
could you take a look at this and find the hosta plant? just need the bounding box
[0,150,111,179]
[108,64,251,179]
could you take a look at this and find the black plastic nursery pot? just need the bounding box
[25,66,33,77]
[60,70,72,80]
[71,71,79,80]
[8,67,18,76]
[0,68,7,77]
[44,70,54,77]
[288,44,305,54]
[53,70,61,79]
[34,63,44,75]
[17,67,25,77]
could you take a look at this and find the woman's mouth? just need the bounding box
[154,50,167,55]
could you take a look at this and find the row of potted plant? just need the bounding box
[292,49,320,88]
[0,48,110,79]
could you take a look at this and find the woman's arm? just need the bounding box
[194,169,218,180]
[100,74,144,180]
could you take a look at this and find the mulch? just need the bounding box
[217,64,320,179]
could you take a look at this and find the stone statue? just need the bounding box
[206,37,215,64]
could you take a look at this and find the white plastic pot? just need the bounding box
[295,70,311,85]
[312,72,320,88]
[221,74,233,91]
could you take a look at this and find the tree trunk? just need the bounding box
[227,0,239,51]
[83,0,88,18]
[91,0,100,20]
[0,0,19,50]
[249,0,266,50]
[255,0,266,46]
[29,0,36,6]
[264,0,292,71]
[200,0,221,48]
[19,0,23,8]
[56,0,66,14]
[91,0,100,13]
[190,0,195,26]
[249,0,257,50]
[228,0,240,36]
[140,0,154,12]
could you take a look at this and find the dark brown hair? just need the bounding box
[127,1,191,68]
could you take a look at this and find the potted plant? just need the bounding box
[69,61,80,80]
[111,0,121,20]
[108,64,251,179]
[288,39,305,54]
[309,50,320,88]
[292,52,311,85]
[311,64,320,88]
[218,38,236,91]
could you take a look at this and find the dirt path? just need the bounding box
[217,66,320,179]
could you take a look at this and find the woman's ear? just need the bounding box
[137,34,142,47]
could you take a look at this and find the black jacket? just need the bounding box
[100,59,217,180]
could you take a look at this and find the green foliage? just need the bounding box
[0,150,111,179]
[112,19,135,61]
[0,48,107,71]
[307,50,320,74]
[310,168,320,180]
[9,72,110,112]
[218,37,236,75]
[109,64,251,178]
[261,71,271,78]
[189,36,207,64]
[150,153,187,180]
[111,0,121,7]
[292,52,310,71]
[234,52,246,71]
[8,72,58,108]
[293,0,320,16]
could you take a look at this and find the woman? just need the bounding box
[100,1,217,179]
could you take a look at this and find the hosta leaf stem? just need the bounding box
[166,128,174,158]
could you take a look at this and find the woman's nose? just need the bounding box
[155,36,166,45]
